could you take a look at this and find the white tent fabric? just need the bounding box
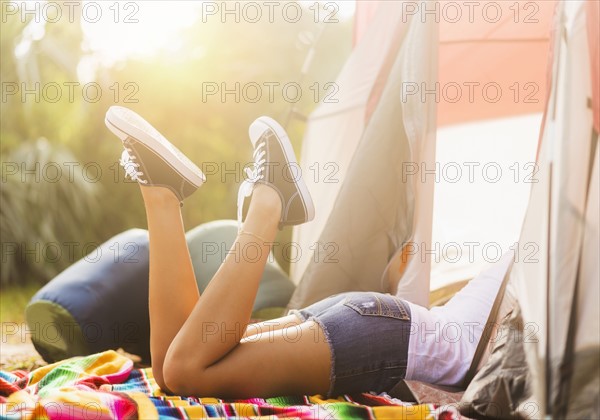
[511,0,599,415]
[384,14,437,307]
[575,147,599,358]
[288,2,437,309]
[290,2,410,285]
[291,1,553,301]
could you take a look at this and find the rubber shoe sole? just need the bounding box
[105,106,206,187]
[248,116,315,224]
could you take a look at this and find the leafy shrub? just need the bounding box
[1,138,101,286]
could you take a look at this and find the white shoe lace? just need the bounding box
[237,141,266,227]
[120,149,148,184]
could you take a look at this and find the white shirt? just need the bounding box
[405,252,515,386]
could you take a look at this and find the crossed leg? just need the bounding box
[141,184,331,398]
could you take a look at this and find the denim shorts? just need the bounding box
[290,291,412,397]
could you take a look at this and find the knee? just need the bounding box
[152,365,170,393]
[163,353,212,397]
[163,355,192,396]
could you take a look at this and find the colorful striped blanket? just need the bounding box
[0,351,461,419]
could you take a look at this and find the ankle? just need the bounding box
[249,184,282,219]
[141,185,180,208]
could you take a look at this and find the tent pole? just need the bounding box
[283,23,326,129]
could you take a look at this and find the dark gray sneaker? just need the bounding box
[105,106,205,202]
[237,116,315,228]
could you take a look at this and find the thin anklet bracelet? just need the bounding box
[238,229,270,244]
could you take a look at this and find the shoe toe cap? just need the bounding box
[248,118,271,146]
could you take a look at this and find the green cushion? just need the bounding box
[25,299,89,362]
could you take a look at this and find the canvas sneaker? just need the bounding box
[105,106,205,203]
[237,116,315,228]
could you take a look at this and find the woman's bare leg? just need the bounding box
[162,184,281,367]
[160,184,331,397]
[114,107,328,397]
[142,183,329,397]
[141,186,200,390]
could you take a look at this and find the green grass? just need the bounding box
[1,284,40,325]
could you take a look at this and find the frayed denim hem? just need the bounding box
[287,309,336,398]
